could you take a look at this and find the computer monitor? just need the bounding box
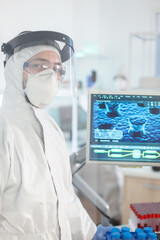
[86,90,160,166]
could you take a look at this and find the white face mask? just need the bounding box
[24,69,58,108]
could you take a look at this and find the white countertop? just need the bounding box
[121,166,160,179]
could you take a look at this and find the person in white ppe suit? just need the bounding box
[0,31,110,240]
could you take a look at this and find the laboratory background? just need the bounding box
[1,0,160,232]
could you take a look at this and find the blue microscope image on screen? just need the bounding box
[92,101,160,143]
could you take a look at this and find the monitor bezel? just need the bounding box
[86,89,160,167]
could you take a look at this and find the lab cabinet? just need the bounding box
[122,168,160,225]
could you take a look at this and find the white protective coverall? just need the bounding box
[0,45,96,240]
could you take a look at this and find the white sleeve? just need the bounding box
[51,120,97,239]
[0,116,11,214]
[61,137,96,239]
[67,186,97,240]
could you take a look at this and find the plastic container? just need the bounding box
[147,232,157,240]
[143,227,153,234]
[111,232,121,240]
[137,232,146,240]
[122,232,132,240]
[130,202,160,229]
[135,228,143,234]
[121,227,130,233]
[111,228,120,233]
[106,226,114,236]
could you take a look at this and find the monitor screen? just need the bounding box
[86,90,160,166]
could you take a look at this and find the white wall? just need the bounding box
[0,0,160,91]
[73,0,160,89]
[0,0,74,91]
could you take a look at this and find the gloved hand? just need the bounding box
[92,225,112,240]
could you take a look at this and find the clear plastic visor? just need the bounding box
[23,41,77,99]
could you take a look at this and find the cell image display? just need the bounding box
[92,101,160,143]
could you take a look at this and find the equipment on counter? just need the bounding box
[129,202,160,232]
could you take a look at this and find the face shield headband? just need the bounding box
[1,31,74,66]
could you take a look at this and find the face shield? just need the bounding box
[1,31,77,100]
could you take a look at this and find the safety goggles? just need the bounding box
[23,61,66,80]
